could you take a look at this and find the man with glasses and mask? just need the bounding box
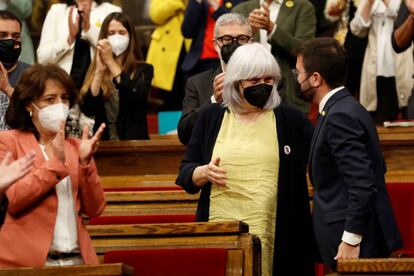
[0,10,29,131]
[178,13,253,145]
[296,37,402,269]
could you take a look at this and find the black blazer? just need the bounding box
[81,63,153,140]
[309,88,403,266]
[176,103,317,276]
[177,66,222,145]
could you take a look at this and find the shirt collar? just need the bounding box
[319,86,344,114]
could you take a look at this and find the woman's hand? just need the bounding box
[95,47,107,74]
[79,123,106,166]
[97,39,115,66]
[192,157,227,187]
[0,151,36,194]
[45,121,66,163]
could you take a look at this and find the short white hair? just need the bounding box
[214,13,252,38]
[222,43,282,111]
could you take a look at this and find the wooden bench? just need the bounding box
[102,190,198,216]
[377,127,414,183]
[335,258,414,275]
[0,263,133,276]
[88,221,261,276]
[101,174,177,190]
[95,128,414,185]
[95,139,185,176]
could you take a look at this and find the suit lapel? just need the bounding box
[19,132,46,169]
[276,1,289,26]
[308,88,351,182]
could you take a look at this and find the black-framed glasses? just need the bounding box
[215,35,252,46]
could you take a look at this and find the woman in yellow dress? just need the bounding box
[176,43,317,276]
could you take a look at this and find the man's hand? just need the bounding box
[213,72,225,103]
[334,241,360,260]
[0,63,13,97]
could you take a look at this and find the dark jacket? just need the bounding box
[310,88,403,266]
[81,63,153,140]
[176,103,316,276]
[177,66,222,144]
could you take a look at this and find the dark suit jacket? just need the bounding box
[233,0,316,113]
[181,0,246,72]
[176,103,316,276]
[309,88,403,267]
[177,66,222,145]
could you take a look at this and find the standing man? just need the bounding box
[178,13,253,145]
[295,37,402,268]
[0,10,29,131]
[233,0,316,114]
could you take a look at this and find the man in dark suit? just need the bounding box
[295,37,403,268]
[177,13,253,145]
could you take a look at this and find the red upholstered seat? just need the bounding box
[104,186,182,192]
[386,183,414,257]
[104,248,227,276]
[88,214,196,225]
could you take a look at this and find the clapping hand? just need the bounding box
[79,123,106,166]
[45,121,66,163]
[213,72,225,103]
[0,151,36,194]
[248,1,274,34]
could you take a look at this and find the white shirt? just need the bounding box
[318,86,363,246]
[39,145,79,253]
[259,0,283,50]
[318,86,344,113]
[351,0,400,77]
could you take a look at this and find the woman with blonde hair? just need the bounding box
[176,43,316,276]
[80,12,153,140]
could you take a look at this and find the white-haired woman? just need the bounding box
[176,43,316,276]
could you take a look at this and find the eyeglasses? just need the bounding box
[215,35,252,46]
[291,68,306,79]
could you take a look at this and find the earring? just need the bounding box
[29,111,32,117]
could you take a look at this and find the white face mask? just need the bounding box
[32,103,69,133]
[108,34,130,57]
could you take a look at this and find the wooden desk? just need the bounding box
[95,139,185,176]
[0,263,133,276]
[335,258,414,275]
[102,190,198,216]
[88,221,260,276]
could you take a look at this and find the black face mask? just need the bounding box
[0,39,21,69]
[220,42,241,64]
[295,74,315,103]
[243,83,273,109]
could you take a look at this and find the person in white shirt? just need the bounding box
[350,0,413,124]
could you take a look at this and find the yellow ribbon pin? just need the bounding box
[95,21,102,27]
[285,0,294,8]
[321,110,326,116]
[225,2,233,9]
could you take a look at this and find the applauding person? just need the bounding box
[80,12,153,140]
[0,64,106,267]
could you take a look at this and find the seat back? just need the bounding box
[88,214,196,225]
[104,248,228,276]
[386,183,414,256]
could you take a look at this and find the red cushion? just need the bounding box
[314,263,325,276]
[104,248,227,276]
[104,186,182,192]
[147,113,158,135]
[88,214,196,225]
[386,183,414,255]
